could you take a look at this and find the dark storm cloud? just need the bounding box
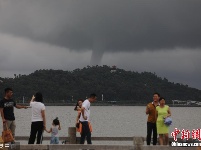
[0,0,201,91]
[0,0,201,57]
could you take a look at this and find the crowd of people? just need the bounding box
[0,87,172,145]
[0,87,96,144]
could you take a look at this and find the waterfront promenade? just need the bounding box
[2,127,199,150]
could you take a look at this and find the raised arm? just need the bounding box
[30,95,35,103]
[15,104,28,109]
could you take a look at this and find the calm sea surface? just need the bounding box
[1,106,201,144]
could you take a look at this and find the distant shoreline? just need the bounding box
[18,103,201,107]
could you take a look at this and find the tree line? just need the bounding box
[0,65,201,104]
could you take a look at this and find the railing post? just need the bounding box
[133,137,144,150]
[68,127,76,144]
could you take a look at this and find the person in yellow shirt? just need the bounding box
[156,97,171,145]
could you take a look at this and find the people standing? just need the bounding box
[79,93,97,144]
[145,93,160,145]
[0,88,28,142]
[28,92,46,144]
[45,117,61,144]
[156,97,171,145]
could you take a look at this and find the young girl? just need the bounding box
[74,99,84,132]
[45,117,61,144]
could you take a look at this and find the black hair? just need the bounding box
[159,97,165,102]
[34,92,43,102]
[89,93,97,98]
[153,92,160,97]
[5,88,13,94]
[74,99,84,111]
[53,117,60,126]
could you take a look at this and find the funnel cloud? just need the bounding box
[0,0,201,64]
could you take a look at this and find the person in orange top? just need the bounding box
[74,99,84,132]
[145,93,160,145]
[75,99,93,135]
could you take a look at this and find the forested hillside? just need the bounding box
[0,65,200,104]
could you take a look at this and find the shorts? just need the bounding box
[50,136,59,144]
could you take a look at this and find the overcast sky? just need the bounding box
[0,0,201,90]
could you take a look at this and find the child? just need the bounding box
[45,117,61,144]
[74,99,84,131]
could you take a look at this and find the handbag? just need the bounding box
[164,117,172,126]
[2,123,14,143]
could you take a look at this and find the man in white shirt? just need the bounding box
[79,93,97,144]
